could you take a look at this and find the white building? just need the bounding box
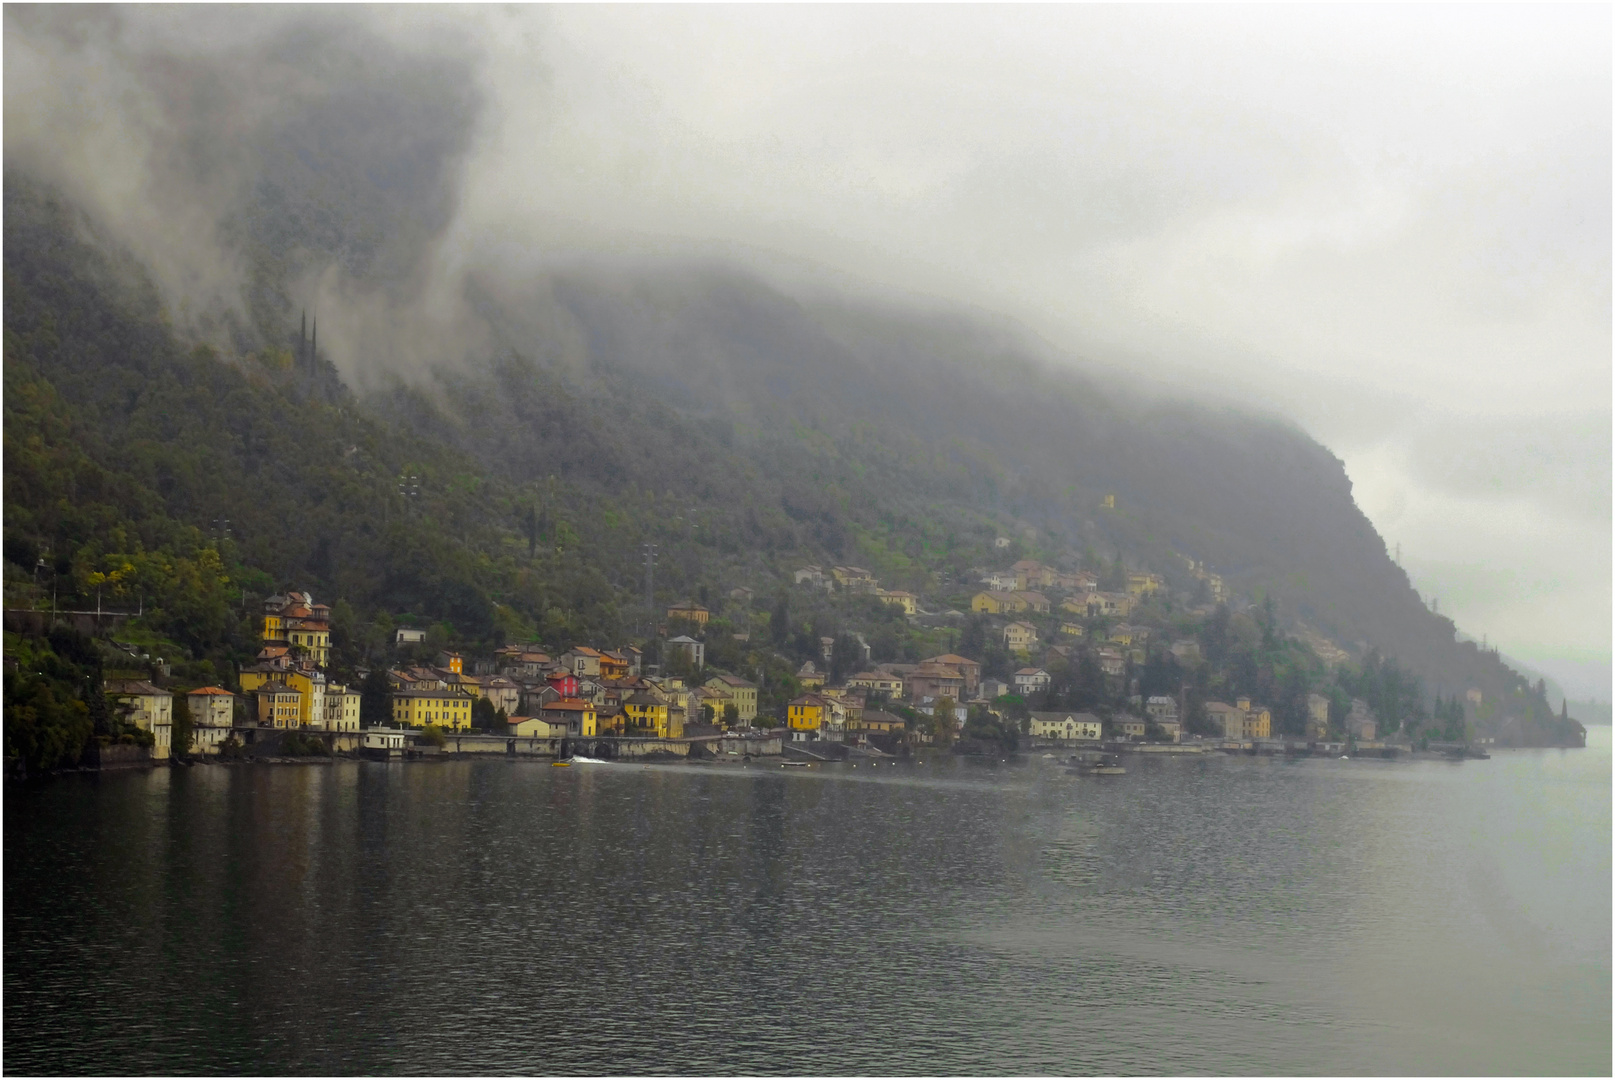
[1013,667,1052,695]
[1029,711,1103,743]
[362,727,409,758]
[1145,695,1179,724]
[186,686,235,754]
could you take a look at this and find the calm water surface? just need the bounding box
[6,731,1609,1075]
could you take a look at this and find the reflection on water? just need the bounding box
[6,733,1609,1075]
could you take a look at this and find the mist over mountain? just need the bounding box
[2,6,1579,728]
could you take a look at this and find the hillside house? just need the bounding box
[667,635,706,670]
[847,671,904,700]
[705,673,759,721]
[921,654,981,698]
[830,566,878,593]
[1004,621,1039,653]
[1011,560,1058,589]
[1097,648,1126,677]
[560,647,603,679]
[262,591,332,668]
[1126,572,1165,597]
[972,590,1025,615]
[907,662,965,702]
[1013,667,1052,695]
[1145,695,1179,724]
[875,589,919,615]
[1087,592,1136,617]
[796,662,826,691]
[666,601,710,626]
[479,675,521,718]
[794,566,831,589]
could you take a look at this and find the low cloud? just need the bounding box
[5,5,1608,685]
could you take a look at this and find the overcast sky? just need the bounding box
[8,5,1610,699]
[458,5,1609,698]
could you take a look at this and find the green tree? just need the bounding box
[722,701,739,727]
[770,592,790,646]
[830,632,861,684]
[360,668,392,727]
[472,695,499,730]
[931,696,957,748]
[171,691,194,758]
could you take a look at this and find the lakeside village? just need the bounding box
[68,554,1505,771]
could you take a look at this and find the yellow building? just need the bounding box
[666,601,710,626]
[972,591,1026,615]
[847,671,904,699]
[623,692,681,738]
[508,715,565,738]
[1086,592,1136,617]
[875,589,919,615]
[254,682,303,730]
[1059,621,1085,638]
[261,591,331,668]
[1003,621,1039,654]
[855,710,906,734]
[1127,572,1164,597]
[240,664,326,726]
[787,693,828,735]
[1108,626,1134,646]
[541,698,598,737]
[796,662,826,691]
[1236,697,1272,739]
[392,689,475,730]
[704,674,758,722]
[106,679,174,760]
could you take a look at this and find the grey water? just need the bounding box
[6,731,1609,1076]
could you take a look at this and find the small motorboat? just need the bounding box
[551,760,571,767]
[781,761,810,768]
[1067,752,1126,776]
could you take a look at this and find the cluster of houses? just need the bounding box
[105,592,361,760]
[794,565,919,615]
[100,592,773,758]
[96,568,1399,760]
[390,640,760,742]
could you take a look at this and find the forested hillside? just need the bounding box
[4,169,1571,753]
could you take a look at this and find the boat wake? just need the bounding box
[568,755,611,764]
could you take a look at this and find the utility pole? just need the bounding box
[642,542,657,638]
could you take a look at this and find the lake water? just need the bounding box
[6,732,1609,1075]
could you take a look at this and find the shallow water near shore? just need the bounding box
[6,730,1609,1075]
